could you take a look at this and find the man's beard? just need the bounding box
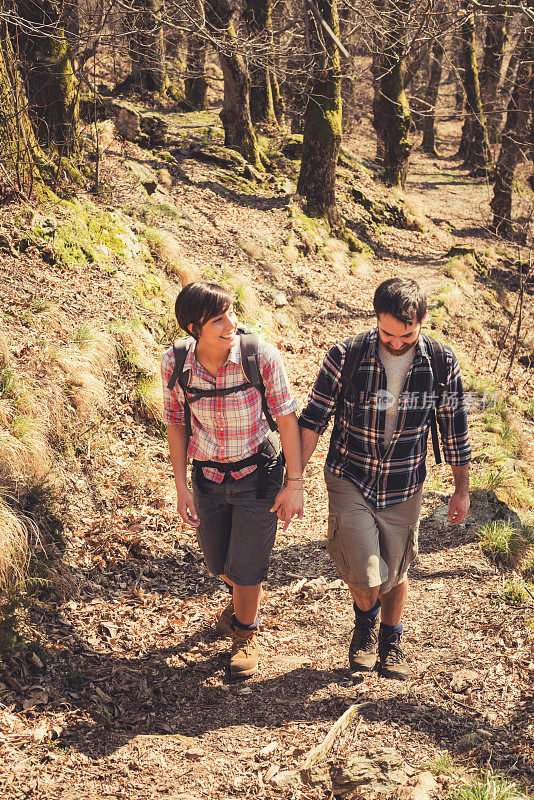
[380,339,417,357]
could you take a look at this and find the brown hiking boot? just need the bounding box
[215,598,234,637]
[349,614,380,672]
[230,627,259,678]
[378,630,411,681]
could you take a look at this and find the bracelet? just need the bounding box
[286,477,303,482]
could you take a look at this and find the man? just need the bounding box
[299,278,471,680]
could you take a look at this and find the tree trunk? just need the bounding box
[185,27,209,110]
[297,0,342,221]
[421,39,444,155]
[479,3,508,143]
[378,0,412,188]
[244,0,278,125]
[128,0,166,96]
[459,4,490,174]
[371,0,386,159]
[205,0,263,168]
[0,10,58,198]
[490,35,533,236]
[16,0,79,153]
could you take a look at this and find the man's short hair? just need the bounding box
[175,282,233,340]
[373,278,427,325]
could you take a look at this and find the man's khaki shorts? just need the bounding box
[324,467,422,594]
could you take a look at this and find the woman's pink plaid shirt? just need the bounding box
[161,337,297,482]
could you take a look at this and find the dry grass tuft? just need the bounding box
[155,232,198,286]
[52,327,115,417]
[114,319,159,377]
[0,330,11,368]
[0,501,31,594]
[135,374,164,423]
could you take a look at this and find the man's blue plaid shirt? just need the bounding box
[299,329,471,509]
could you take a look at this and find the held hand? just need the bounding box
[448,490,470,525]
[176,487,200,528]
[271,486,304,532]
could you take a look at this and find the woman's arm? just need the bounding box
[167,423,200,527]
[271,411,304,531]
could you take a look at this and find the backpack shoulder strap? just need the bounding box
[424,335,448,392]
[167,340,193,437]
[239,331,278,432]
[339,331,370,398]
[422,335,449,465]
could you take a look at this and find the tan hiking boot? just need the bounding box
[378,630,411,681]
[349,614,380,672]
[230,627,259,678]
[215,598,234,637]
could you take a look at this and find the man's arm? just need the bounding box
[448,463,470,524]
[300,427,320,470]
[271,412,304,531]
[167,423,199,527]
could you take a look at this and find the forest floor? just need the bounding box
[0,83,533,800]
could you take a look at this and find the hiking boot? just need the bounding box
[230,627,259,678]
[349,614,380,672]
[378,630,411,681]
[215,598,234,637]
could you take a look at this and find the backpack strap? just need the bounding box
[239,331,278,432]
[423,335,449,465]
[337,332,370,414]
[167,340,193,437]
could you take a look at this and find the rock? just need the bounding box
[184,747,204,760]
[140,113,168,146]
[467,490,522,531]
[271,769,301,788]
[446,245,475,258]
[272,290,288,308]
[188,143,246,170]
[302,576,328,599]
[457,732,484,751]
[393,771,439,800]
[124,160,158,195]
[330,747,407,798]
[281,135,303,159]
[157,168,173,190]
[113,100,143,142]
[301,763,332,793]
[450,669,479,693]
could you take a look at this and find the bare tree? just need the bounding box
[297,0,343,221]
[205,0,263,168]
[16,0,80,153]
[490,32,533,236]
[458,3,490,174]
[479,0,509,142]
[378,0,412,188]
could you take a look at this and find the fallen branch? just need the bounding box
[301,701,373,770]
[305,0,349,58]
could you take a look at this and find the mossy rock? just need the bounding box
[188,143,246,170]
[280,135,303,160]
[352,186,412,229]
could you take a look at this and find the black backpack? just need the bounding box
[338,332,448,464]
[166,329,277,438]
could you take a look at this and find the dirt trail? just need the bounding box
[1,103,533,800]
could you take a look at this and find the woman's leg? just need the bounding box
[221,576,262,626]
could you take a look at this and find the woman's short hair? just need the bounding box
[373,278,427,325]
[175,282,233,340]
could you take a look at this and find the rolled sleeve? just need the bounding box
[161,347,186,426]
[437,350,472,466]
[298,343,344,435]
[257,342,297,418]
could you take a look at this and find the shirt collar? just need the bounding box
[183,337,241,372]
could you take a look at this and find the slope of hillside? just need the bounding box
[0,101,533,800]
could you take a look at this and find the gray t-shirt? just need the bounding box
[378,343,415,448]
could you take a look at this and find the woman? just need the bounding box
[161,282,303,678]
